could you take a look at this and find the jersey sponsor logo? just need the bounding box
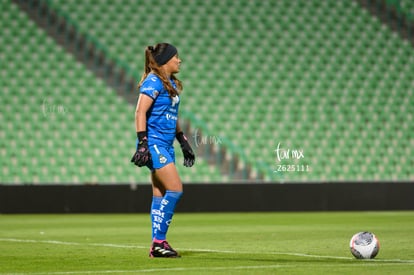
[166,114,178,121]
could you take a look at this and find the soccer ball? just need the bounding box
[349,232,380,259]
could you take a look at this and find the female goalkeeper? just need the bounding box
[131,43,195,258]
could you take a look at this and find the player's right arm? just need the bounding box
[131,93,154,167]
[135,93,153,133]
[136,74,162,132]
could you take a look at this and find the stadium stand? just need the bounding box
[0,0,224,184]
[385,0,414,22]
[1,0,413,183]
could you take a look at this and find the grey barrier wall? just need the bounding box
[0,182,413,213]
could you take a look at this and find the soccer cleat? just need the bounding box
[149,241,180,258]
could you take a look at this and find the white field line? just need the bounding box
[0,265,297,275]
[1,237,414,263]
[3,263,414,275]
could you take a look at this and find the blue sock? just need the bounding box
[153,190,183,241]
[151,196,163,240]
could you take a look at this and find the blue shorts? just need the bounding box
[148,144,175,171]
[135,139,175,171]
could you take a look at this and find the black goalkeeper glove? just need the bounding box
[176,132,195,167]
[131,131,151,167]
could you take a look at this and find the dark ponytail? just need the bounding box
[138,43,182,97]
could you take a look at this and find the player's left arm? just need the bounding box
[175,120,183,135]
[175,121,195,167]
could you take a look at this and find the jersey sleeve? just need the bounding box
[140,75,163,100]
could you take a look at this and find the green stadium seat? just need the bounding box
[2,0,413,183]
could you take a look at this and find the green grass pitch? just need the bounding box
[0,212,413,274]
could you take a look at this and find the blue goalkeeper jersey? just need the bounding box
[140,73,180,147]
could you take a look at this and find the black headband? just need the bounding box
[153,44,177,66]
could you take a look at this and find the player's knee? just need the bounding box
[168,181,183,192]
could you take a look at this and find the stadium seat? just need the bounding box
[1,1,225,184]
[2,0,413,183]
